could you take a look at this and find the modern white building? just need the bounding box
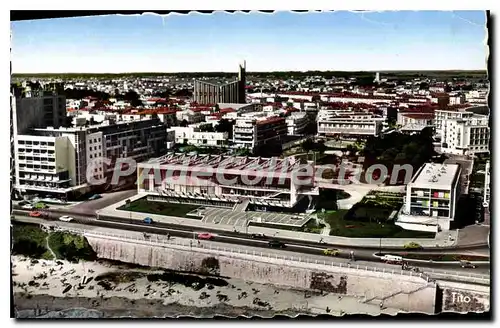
[233,116,288,151]
[168,125,228,147]
[286,112,309,135]
[397,163,461,232]
[440,114,490,155]
[137,154,318,209]
[14,117,168,200]
[316,110,384,138]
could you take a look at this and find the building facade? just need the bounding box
[233,116,288,151]
[11,82,67,135]
[14,117,168,199]
[316,110,384,138]
[440,114,490,155]
[193,62,246,105]
[137,154,318,209]
[286,112,309,135]
[168,126,228,147]
[398,163,461,232]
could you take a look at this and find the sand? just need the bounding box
[11,255,400,318]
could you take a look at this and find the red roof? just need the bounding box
[220,108,236,113]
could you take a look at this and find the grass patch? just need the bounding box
[322,209,435,238]
[119,198,201,218]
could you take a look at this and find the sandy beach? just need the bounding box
[12,255,400,318]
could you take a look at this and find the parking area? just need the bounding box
[197,207,310,228]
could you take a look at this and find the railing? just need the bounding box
[58,226,431,281]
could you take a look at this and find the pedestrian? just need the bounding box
[326,306,330,313]
[166,233,170,241]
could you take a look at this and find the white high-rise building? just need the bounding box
[440,114,490,155]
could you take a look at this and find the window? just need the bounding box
[98,145,101,150]
[89,154,93,159]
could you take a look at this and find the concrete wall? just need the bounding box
[438,281,490,313]
[86,236,436,314]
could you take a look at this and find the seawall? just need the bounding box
[86,235,436,314]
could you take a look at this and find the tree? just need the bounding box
[200,124,215,132]
[180,119,189,127]
[215,119,235,138]
[346,144,357,156]
[302,138,315,153]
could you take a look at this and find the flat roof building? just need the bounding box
[398,163,461,232]
[137,153,318,209]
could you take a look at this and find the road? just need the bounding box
[13,208,490,254]
[12,214,490,279]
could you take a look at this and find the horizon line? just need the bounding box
[12,69,488,75]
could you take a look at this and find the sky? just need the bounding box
[10,11,488,73]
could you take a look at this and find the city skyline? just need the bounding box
[11,10,488,73]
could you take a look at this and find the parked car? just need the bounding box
[21,204,34,210]
[29,211,43,218]
[143,217,154,224]
[460,260,477,269]
[251,233,266,239]
[34,202,48,209]
[88,194,102,201]
[197,232,214,240]
[59,216,74,222]
[404,242,423,250]
[323,248,340,256]
[268,240,286,248]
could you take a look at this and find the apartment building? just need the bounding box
[286,112,309,135]
[169,125,228,147]
[316,110,384,138]
[233,116,288,151]
[434,109,475,138]
[398,163,461,232]
[14,117,168,200]
[11,82,67,135]
[440,114,490,155]
[137,154,318,209]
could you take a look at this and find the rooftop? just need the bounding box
[410,163,460,189]
[144,153,307,173]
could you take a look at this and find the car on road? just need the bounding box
[21,204,34,210]
[34,202,49,209]
[29,211,43,218]
[197,232,214,240]
[268,240,286,248]
[460,260,477,269]
[59,216,74,222]
[323,248,340,256]
[251,233,266,239]
[404,242,423,250]
[143,217,154,224]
